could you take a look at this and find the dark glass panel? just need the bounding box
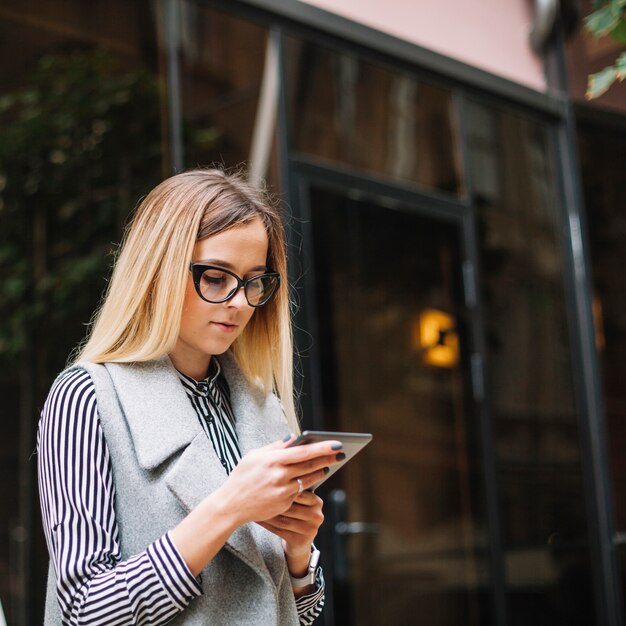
[308,185,491,625]
[466,100,596,626]
[0,2,165,623]
[285,37,463,195]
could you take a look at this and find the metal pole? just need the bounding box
[456,91,510,626]
[13,342,33,626]
[551,17,623,626]
[164,0,184,173]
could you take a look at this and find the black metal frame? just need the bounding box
[285,152,509,625]
[164,2,619,625]
[455,90,509,626]
[553,106,623,626]
[549,19,623,626]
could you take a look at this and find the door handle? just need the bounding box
[328,489,378,583]
[335,521,380,535]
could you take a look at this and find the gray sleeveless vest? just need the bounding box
[44,352,299,625]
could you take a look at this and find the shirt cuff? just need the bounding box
[295,566,325,622]
[146,532,202,608]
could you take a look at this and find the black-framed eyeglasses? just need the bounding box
[189,263,280,307]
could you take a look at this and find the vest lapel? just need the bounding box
[103,355,282,588]
[218,351,281,455]
[163,432,276,586]
[105,357,200,470]
[218,351,292,583]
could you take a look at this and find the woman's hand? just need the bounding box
[217,437,341,527]
[171,437,341,577]
[257,490,324,584]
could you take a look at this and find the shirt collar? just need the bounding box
[176,358,221,398]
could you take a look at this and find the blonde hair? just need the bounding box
[74,168,298,432]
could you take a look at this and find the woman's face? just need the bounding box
[169,217,270,379]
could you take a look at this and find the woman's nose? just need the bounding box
[227,285,251,309]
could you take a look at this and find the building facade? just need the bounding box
[0,1,625,625]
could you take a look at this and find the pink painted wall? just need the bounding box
[301,0,546,91]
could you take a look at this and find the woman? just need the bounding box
[37,169,343,625]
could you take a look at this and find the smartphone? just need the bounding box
[288,430,373,491]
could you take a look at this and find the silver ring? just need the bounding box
[296,478,304,494]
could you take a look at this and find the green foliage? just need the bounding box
[0,48,163,375]
[584,0,626,98]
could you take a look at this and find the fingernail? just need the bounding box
[323,467,330,474]
[336,452,346,461]
[331,442,343,450]
[283,433,293,442]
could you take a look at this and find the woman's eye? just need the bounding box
[202,272,227,287]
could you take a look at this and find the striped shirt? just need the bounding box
[37,361,325,625]
[175,358,241,474]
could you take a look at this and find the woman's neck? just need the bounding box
[168,348,212,381]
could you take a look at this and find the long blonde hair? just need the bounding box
[74,168,298,431]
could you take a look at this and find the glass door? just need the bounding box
[296,179,494,626]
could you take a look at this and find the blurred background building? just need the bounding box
[0,0,625,624]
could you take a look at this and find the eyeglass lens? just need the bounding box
[198,267,278,305]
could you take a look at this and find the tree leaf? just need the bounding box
[586,66,618,99]
[585,5,621,36]
[615,51,626,78]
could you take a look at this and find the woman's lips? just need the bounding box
[211,321,239,333]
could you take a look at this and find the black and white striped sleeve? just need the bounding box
[37,369,202,626]
[295,566,325,625]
